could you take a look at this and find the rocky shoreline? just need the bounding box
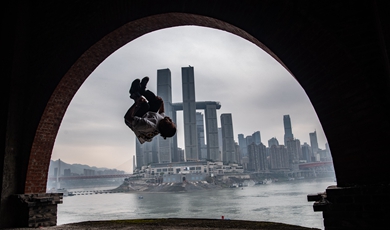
[112,179,223,193]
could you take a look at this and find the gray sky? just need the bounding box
[52,26,328,172]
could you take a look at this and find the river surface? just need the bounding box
[58,178,335,229]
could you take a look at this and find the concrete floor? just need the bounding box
[4,219,320,230]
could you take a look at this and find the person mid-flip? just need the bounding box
[124,77,176,144]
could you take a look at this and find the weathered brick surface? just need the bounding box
[17,193,63,228]
[309,184,390,229]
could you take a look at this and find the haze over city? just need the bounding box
[52,26,328,172]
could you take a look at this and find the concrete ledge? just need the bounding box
[3,218,320,229]
[16,193,63,228]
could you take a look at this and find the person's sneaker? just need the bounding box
[129,79,141,95]
[140,76,149,93]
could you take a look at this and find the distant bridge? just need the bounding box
[299,161,333,169]
[48,174,133,181]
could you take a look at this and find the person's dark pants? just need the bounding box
[135,90,162,116]
[124,90,162,127]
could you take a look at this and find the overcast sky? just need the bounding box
[51,26,328,173]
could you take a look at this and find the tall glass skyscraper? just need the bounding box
[283,115,294,144]
[157,68,173,163]
[196,112,207,160]
[252,131,261,145]
[221,113,236,163]
[182,66,198,161]
[309,130,319,155]
[238,134,247,157]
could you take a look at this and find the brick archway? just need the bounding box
[25,13,290,194]
[4,1,390,229]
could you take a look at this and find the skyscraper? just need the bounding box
[247,143,267,172]
[238,134,247,157]
[286,138,302,164]
[269,145,289,170]
[245,135,253,146]
[218,127,223,154]
[301,142,312,162]
[283,115,294,144]
[205,104,219,161]
[268,137,279,147]
[221,113,236,163]
[309,130,319,156]
[157,68,173,163]
[182,66,198,161]
[252,131,261,145]
[196,112,207,160]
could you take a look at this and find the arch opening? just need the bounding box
[28,13,309,194]
[25,13,330,228]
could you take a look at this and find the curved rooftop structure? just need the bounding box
[172,101,221,111]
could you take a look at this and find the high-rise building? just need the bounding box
[252,131,261,145]
[268,137,279,147]
[205,104,219,161]
[143,140,158,165]
[218,127,222,154]
[157,68,173,163]
[301,142,312,162]
[269,145,289,170]
[64,169,71,177]
[283,115,294,144]
[221,113,236,163]
[247,143,267,172]
[135,139,143,170]
[234,142,241,164]
[182,66,198,161]
[238,134,247,157]
[286,138,302,164]
[309,130,319,155]
[245,135,253,146]
[196,112,207,160]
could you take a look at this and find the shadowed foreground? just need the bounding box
[7,219,320,230]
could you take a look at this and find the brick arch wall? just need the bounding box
[18,1,390,196]
[25,13,289,194]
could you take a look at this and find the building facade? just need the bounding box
[309,130,319,156]
[286,138,302,164]
[268,137,279,148]
[221,113,236,163]
[269,145,289,170]
[196,112,207,160]
[157,68,173,163]
[283,115,294,145]
[247,143,267,172]
[205,104,220,161]
[182,66,198,161]
[252,131,261,145]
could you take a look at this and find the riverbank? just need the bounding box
[4,218,321,230]
[108,176,335,194]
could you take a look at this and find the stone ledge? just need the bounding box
[15,193,63,228]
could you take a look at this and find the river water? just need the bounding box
[58,178,335,229]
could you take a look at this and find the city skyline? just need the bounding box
[52,26,328,172]
[134,65,326,169]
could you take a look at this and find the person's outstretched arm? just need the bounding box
[157,96,165,114]
[126,97,145,122]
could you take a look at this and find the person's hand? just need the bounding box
[136,96,146,104]
[156,96,163,103]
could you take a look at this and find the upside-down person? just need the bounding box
[124,77,176,143]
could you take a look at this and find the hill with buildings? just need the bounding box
[48,159,125,177]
